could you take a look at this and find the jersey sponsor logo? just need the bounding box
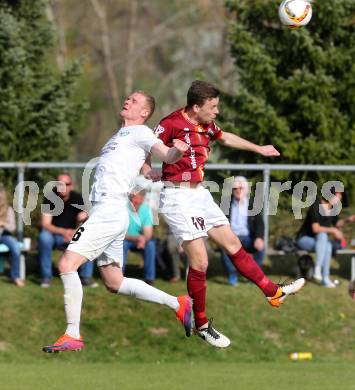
[207,128,214,137]
[190,148,197,169]
[154,124,165,135]
[184,133,197,169]
[100,142,118,155]
[184,133,191,145]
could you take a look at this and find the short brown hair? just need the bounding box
[186,80,220,108]
[136,90,155,120]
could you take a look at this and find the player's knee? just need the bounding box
[223,237,242,256]
[104,284,117,294]
[58,255,79,274]
[191,259,208,272]
[225,245,241,256]
[103,279,120,293]
[58,258,70,274]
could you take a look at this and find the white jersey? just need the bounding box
[90,125,161,202]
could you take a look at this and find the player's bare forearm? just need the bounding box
[219,132,280,157]
[166,139,189,163]
[165,147,183,164]
[150,140,188,164]
[219,132,258,151]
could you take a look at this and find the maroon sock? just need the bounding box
[187,267,208,328]
[229,247,278,297]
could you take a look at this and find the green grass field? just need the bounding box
[0,266,354,389]
[1,362,355,390]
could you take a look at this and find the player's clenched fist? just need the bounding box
[173,139,189,153]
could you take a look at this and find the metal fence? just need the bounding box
[1,162,355,251]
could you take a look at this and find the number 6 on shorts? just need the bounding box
[72,227,85,242]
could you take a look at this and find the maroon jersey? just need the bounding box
[155,108,223,182]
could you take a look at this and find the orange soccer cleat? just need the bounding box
[267,278,305,308]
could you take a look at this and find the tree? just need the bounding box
[220,0,355,190]
[0,0,87,166]
[48,0,235,159]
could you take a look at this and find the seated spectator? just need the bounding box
[296,189,354,288]
[0,185,24,287]
[123,191,156,284]
[221,176,265,285]
[163,228,188,283]
[38,173,97,288]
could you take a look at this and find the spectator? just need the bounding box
[38,173,97,288]
[221,176,265,285]
[123,191,156,284]
[165,229,188,283]
[296,190,354,288]
[0,185,24,287]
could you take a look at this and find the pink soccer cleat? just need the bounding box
[176,295,193,337]
[42,334,84,353]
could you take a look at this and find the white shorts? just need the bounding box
[67,201,129,267]
[159,185,229,244]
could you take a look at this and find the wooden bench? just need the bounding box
[0,242,27,280]
[267,248,355,280]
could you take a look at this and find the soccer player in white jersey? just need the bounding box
[43,91,192,353]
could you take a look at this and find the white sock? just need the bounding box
[61,272,83,338]
[118,277,179,311]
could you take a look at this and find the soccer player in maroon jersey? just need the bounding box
[146,81,305,348]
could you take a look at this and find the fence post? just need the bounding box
[263,167,270,254]
[16,164,25,242]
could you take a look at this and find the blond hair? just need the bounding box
[135,90,156,120]
[0,185,8,222]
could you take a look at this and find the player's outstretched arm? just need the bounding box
[218,131,280,157]
[151,139,188,164]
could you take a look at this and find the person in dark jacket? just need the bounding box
[221,176,265,285]
[38,173,96,288]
